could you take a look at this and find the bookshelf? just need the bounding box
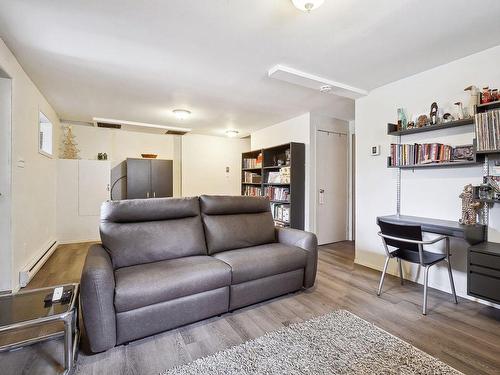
[241,142,305,229]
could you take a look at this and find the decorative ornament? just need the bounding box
[464,85,479,116]
[454,102,465,120]
[459,184,481,225]
[60,125,80,159]
[417,115,428,128]
[429,102,438,125]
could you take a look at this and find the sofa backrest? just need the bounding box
[100,197,207,269]
[199,195,275,255]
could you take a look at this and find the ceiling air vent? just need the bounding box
[96,122,121,129]
[165,130,188,135]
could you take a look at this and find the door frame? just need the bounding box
[0,74,12,292]
[310,116,351,241]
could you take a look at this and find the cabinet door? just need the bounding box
[151,159,173,198]
[127,159,151,199]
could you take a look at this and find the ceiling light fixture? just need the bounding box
[225,129,239,138]
[172,109,191,120]
[292,0,324,12]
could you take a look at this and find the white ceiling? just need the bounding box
[1,0,500,136]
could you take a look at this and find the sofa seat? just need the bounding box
[213,243,307,284]
[114,256,232,312]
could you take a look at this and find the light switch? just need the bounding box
[17,158,25,168]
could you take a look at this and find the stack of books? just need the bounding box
[243,172,261,183]
[475,109,500,151]
[389,143,453,166]
[264,186,290,201]
[242,158,261,169]
[271,203,290,225]
[242,185,261,196]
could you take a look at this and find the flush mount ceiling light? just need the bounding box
[172,109,191,120]
[292,0,324,12]
[225,129,239,138]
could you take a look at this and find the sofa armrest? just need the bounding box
[81,244,116,353]
[276,227,318,288]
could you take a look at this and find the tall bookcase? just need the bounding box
[241,142,305,230]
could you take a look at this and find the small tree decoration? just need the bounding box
[459,184,481,225]
[60,125,80,159]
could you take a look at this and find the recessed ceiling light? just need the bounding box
[225,129,239,138]
[292,0,324,12]
[172,109,191,120]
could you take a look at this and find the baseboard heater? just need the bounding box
[19,240,58,288]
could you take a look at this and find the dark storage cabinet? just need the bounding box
[468,242,500,304]
[126,158,173,199]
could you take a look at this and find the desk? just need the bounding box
[377,215,486,245]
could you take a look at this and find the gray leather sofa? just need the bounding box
[81,195,317,353]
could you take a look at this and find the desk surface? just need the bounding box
[377,215,486,245]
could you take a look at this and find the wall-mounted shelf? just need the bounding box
[387,157,482,169]
[476,100,500,113]
[387,118,474,136]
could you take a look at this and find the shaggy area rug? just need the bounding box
[162,310,462,375]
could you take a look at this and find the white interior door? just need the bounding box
[316,130,348,245]
[0,77,12,291]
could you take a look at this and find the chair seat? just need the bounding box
[114,256,231,312]
[213,243,307,284]
[391,248,446,265]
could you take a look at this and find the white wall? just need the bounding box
[251,113,312,230]
[182,134,250,197]
[0,39,60,291]
[355,45,500,307]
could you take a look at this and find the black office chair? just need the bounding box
[377,220,458,315]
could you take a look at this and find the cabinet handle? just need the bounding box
[146,192,150,198]
[153,192,156,198]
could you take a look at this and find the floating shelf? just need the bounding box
[476,100,500,113]
[387,157,481,169]
[387,118,474,136]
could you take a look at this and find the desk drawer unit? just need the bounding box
[468,242,500,304]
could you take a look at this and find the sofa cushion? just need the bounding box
[200,195,275,254]
[213,243,308,284]
[114,256,231,313]
[100,197,207,268]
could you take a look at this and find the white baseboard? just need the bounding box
[19,240,58,288]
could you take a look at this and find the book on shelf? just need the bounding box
[475,109,500,151]
[242,185,262,196]
[242,154,262,169]
[243,171,261,183]
[271,203,290,225]
[388,143,470,166]
[266,166,291,183]
[264,186,290,201]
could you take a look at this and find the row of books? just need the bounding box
[242,157,261,169]
[475,110,500,151]
[266,166,291,184]
[389,143,454,166]
[264,186,290,201]
[242,186,261,196]
[271,203,290,224]
[242,172,261,183]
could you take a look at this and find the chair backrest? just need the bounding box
[100,197,207,269]
[199,195,276,255]
[378,220,422,252]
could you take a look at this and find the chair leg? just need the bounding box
[397,258,404,285]
[377,256,390,296]
[446,259,458,304]
[423,266,430,315]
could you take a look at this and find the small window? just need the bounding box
[39,111,53,157]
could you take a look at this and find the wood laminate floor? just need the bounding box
[2,241,500,375]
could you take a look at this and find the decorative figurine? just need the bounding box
[464,85,479,116]
[454,102,465,120]
[481,87,492,104]
[459,184,481,225]
[417,114,428,128]
[429,102,438,125]
[397,108,408,129]
[443,113,455,122]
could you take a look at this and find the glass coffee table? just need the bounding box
[0,283,79,374]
